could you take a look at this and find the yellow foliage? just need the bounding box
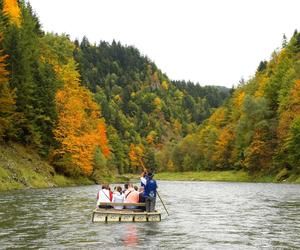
[153,97,162,110]
[146,131,157,144]
[173,119,182,135]
[161,80,169,90]
[233,90,245,108]
[166,159,175,172]
[114,94,122,102]
[3,0,21,27]
[277,79,300,141]
[212,126,234,169]
[129,144,144,168]
[254,75,269,97]
[208,107,227,127]
[174,90,184,101]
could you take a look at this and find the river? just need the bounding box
[0,181,299,249]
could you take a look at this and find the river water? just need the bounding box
[0,181,299,249]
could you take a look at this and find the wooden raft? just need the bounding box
[92,202,161,222]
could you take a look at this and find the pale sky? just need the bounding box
[28,0,299,88]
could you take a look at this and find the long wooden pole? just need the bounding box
[139,159,147,172]
[139,159,170,216]
[156,191,169,216]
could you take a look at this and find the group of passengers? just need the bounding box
[96,171,157,212]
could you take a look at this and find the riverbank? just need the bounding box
[0,143,96,191]
[155,171,300,184]
[1,142,299,192]
[0,142,132,192]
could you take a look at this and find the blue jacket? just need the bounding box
[144,178,157,198]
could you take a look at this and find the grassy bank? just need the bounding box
[155,171,300,183]
[0,143,94,191]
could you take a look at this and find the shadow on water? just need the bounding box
[0,182,300,249]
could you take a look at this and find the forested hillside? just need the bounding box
[0,0,229,184]
[73,39,229,173]
[170,32,300,181]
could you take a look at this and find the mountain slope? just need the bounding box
[170,31,300,181]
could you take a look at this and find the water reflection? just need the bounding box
[121,224,138,247]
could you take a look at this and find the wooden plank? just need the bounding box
[92,212,107,222]
[95,208,144,214]
[148,214,161,222]
[120,214,134,222]
[107,214,120,222]
[99,202,146,207]
[134,214,147,222]
[92,209,161,223]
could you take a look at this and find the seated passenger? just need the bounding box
[123,183,129,193]
[138,187,145,202]
[138,187,145,211]
[112,186,125,210]
[96,184,113,208]
[124,183,140,209]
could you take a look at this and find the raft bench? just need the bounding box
[92,202,161,222]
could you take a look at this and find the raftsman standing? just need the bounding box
[140,171,158,212]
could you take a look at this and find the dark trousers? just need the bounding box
[145,196,156,212]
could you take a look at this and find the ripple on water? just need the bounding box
[0,182,300,249]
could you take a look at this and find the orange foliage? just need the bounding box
[244,130,273,172]
[0,33,15,138]
[3,0,21,27]
[96,121,110,157]
[146,131,157,145]
[129,144,144,168]
[146,134,154,144]
[0,50,8,84]
[212,126,234,169]
[54,61,109,176]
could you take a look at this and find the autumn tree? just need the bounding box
[53,60,110,176]
[129,143,144,172]
[0,33,15,139]
[2,0,21,26]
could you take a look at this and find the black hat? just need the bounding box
[147,172,154,178]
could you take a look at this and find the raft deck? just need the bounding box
[92,202,161,222]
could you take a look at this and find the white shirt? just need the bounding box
[97,189,111,206]
[112,192,125,210]
[140,177,147,186]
